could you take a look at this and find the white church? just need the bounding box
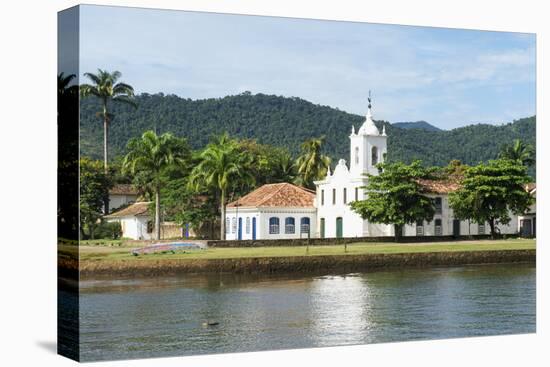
[225,97,521,240]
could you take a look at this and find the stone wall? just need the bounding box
[206,234,517,248]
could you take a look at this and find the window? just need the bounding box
[371,146,378,165]
[355,187,359,201]
[245,217,251,234]
[285,217,295,234]
[231,218,237,233]
[321,189,324,206]
[147,220,154,234]
[269,217,280,234]
[435,219,442,236]
[354,147,359,165]
[416,220,424,236]
[300,217,310,234]
[333,188,336,205]
[343,188,347,204]
[478,224,485,235]
[434,197,442,214]
[225,217,230,233]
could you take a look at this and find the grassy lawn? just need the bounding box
[63,239,536,262]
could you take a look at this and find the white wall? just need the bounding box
[225,207,317,240]
[402,194,519,237]
[108,216,152,240]
[109,194,139,211]
[316,188,520,239]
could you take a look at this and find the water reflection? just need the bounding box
[76,263,535,361]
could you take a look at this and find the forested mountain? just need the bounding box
[80,92,536,173]
[393,121,442,132]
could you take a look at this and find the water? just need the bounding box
[70,263,536,361]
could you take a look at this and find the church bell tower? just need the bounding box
[349,91,387,177]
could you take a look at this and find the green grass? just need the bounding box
[62,239,535,262]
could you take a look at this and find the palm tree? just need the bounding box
[80,69,137,173]
[58,72,79,101]
[188,133,254,240]
[123,131,190,240]
[295,136,331,189]
[274,151,297,183]
[498,139,535,167]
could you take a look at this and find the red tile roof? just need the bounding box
[227,183,315,208]
[104,202,151,218]
[109,184,138,195]
[416,178,462,194]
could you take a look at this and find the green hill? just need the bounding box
[392,121,442,132]
[79,92,536,174]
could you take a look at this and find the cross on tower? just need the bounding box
[368,90,372,109]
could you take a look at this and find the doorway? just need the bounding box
[453,219,460,237]
[238,217,242,240]
[252,217,256,240]
[336,217,343,238]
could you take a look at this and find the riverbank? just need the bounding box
[59,239,536,278]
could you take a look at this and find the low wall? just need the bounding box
[207,234,515,248]
[76,249,535,278]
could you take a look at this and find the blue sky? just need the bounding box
[78,5,536,130]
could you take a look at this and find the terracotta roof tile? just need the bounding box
[109,184,138,195]
[416,178,462,194]
[105,201,151,218]
[227,183,315,208]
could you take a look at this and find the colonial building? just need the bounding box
[105,201,153,240]
[225,183,316,240]
[315,97,391,238]
[518,183,536,237]
[221,96,527,241]
[105,201,192,240]
[313,98,519,239]
[108,184,139,212]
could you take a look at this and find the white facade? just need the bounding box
[518,188,536,237]
[109,193,138,212]
[107,215,152,240]
[314,101,519,239]
[400,193,518,237]
[225,207,317,240]
[315,102,393,238]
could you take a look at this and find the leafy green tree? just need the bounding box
[159,153,218,239]
[295,136,331,189]
[79,158,112,239]
[449,159,534,238]
[122,130,190,240]
[498,139,535,168]
[80,69,137,172]
[58,73,80,239]
[237,139,297,186]
[188,133,255,240]
[350,160,437,241]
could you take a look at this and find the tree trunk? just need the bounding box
[394,224,402,243]
[155,186,161,240]
[220,189,226,240]
[102,103,109,173]
[489,218,496,240]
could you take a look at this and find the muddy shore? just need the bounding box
[60,249,536,278]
